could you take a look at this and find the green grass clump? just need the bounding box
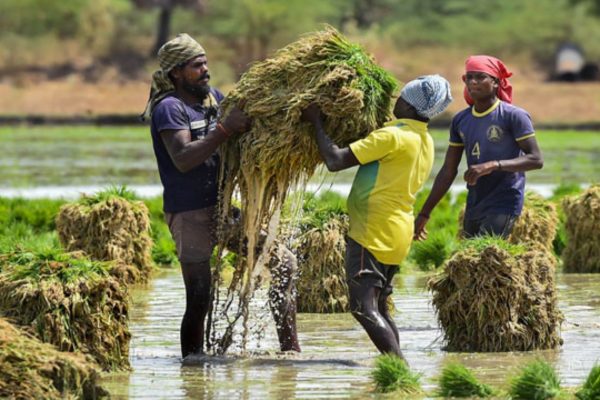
[437,363,494,398]
[371,354,422,394]
[575,364,600,400]
[510,360,562,400]
[411,230,457,271]
[78,185,138,205]
[458,235,525,256]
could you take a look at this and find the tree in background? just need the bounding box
[131,0,206,55]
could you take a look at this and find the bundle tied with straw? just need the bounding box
[210,27,397,353]
[562,184,600,273]
[429,238,563,352]
[0,317,108,400]
[56,186,154,283]
[0,249,131,370]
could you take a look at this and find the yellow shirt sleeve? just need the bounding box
[349,128,402,165]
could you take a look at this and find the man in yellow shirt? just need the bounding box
[302,75,452,359]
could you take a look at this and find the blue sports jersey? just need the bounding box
[449,100,535,219]
[150,89,225,213]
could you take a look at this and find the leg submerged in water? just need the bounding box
[349,282,404,359]
[180,261,212,358]
[268,244,301,352]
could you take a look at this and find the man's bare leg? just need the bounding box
[180,261,211,358]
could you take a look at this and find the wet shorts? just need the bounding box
[164,206,216,263]
[345,237,398,296]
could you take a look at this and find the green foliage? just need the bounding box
[437,363,494,398]
[78,185,138,205]
[550,183,583,201]
[510,360,562,400]
[576,364,600,400]
[371,354,422,394]
[550,183,582,256]
[459,235,526,256]
[289,191,347,229]
[1,248,111,283]
[411,230,457,271]
[0,197,64,233]
[151,222,178,267]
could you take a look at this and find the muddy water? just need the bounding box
[102,271,600,399]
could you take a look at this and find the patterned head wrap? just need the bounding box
[462,55,513,105]
[141,33,206,120]
[400,74,453,119]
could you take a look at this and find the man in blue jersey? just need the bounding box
[414,55,544,240]
[143,33,300,358]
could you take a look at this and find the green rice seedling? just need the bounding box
[0,249,131,370]
[371,354,422,394]
[56,185,154,282]
[437,363,494,398]
[429,237,562,352]
[410,230,457,271]
[510,360,562,400]
[550,183,582,202]
[0,197,65,232]
[575,364,600,400]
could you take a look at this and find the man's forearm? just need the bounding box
[313,120,343,171]
[419,169,457,216]
[496,153,543,172]
[172,129,227,172]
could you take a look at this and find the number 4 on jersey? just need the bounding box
[471,141,480,160]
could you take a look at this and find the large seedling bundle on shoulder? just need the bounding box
[56,186,153,283]
[210,27,397,353]
[562,184,600,272]
[0,249,130,370]
[429,238,562,352]
[509,192,559,251]
[0,317,107,400]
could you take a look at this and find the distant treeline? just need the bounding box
[2,0,600,83]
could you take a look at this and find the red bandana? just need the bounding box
[462,55,513,105]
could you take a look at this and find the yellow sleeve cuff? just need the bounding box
[449,142,464,147]
[515,133,536,142]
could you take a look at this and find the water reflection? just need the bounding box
[101,271,600,398]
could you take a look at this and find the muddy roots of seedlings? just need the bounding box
[562,184,600,273]
[0,318,108,400]
[429,239,563,352]
[210,26,397,353]
[0,250,131,370]
[56,192,154,283]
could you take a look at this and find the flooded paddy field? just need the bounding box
[2,125,600,399]
[101,270,600,399]
[1,126,599,188]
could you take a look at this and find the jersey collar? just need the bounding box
[385,118,428,133]
[472,99,501,117]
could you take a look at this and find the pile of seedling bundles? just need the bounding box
[210,27,397,352]
[562,184,600,272]
[0,249,130,370]
[56,187,154,284]
[0,317,107,399]
[429,236,563,352]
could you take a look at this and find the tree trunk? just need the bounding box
[152,4,173,56]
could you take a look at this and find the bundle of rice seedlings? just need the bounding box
[0,318,108,399]
[437,363,494,398]
[56,185,154,283]
[371,354,422,395]
[296,214,349,313]
[509,192,559,251]
[562,184,600,273]
[429,237,563,352]
[210,27,397,353]
[575,364,600,400]
[509,360,561,400]
[0,248,131,370]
